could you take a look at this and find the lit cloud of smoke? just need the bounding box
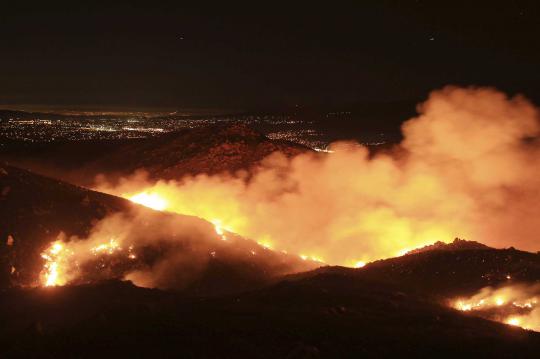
[96,86,540,266]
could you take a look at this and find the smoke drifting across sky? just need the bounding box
[96,86,540,267]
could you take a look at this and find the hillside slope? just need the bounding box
[0,164,315,293]
[360,239,540,297]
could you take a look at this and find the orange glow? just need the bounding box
[506,317,521,326]
[39,235,137,287]
[128,191,168,211]
[115,181,452,266]
[452,284,540,331]
[91,87,540,267]
[211,219,232,241]
[40,241,69,286]
[353,261,366,268]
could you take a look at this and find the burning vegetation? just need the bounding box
[35,208,317,291]
[4,86,540,359]
[453,284,540,331]
[26,87,540,334]
[93,86,540,268]
[40,237,137,287]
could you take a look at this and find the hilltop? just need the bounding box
[1,123,310,185]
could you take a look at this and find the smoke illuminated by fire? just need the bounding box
[453,284,540,331]
[94,87,540,266]
[38,209,316,289]
[38,86,540,291]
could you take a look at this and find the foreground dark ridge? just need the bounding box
[1,277,539,358]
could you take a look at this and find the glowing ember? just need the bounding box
[128,191,168,211]
[90,87,540,269]
[90,238,121,255]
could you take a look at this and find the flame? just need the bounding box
[128,191,168,211]
[110,166,457,268]
[90,238,121,255]
[452,284,540,331]
[126,190,326,263]
[211,219,231,241]
[88,86,540,268]
[40,241,69,286]
[39,237,137,287]
[128,186,452,267]
[353,261,366,268]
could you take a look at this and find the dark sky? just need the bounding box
[1,1,539,110]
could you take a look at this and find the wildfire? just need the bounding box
[40,241,69,286]
[121,185,451,270]
[128,191,168,211]
[91,238,121,255]
[211,219,231,241]
[506,317,521,326]
[453,294,538,313]
[39,237,137,287]
[85,86,540,272]
[353,261,367,268]
[452,284,540,331]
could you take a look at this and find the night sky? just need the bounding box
[1,1,539,111]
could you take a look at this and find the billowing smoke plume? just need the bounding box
[96,86,540,266]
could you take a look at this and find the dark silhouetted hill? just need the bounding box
[1,123,310,185]
[1,276,540,358]
[358,239,540,297]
